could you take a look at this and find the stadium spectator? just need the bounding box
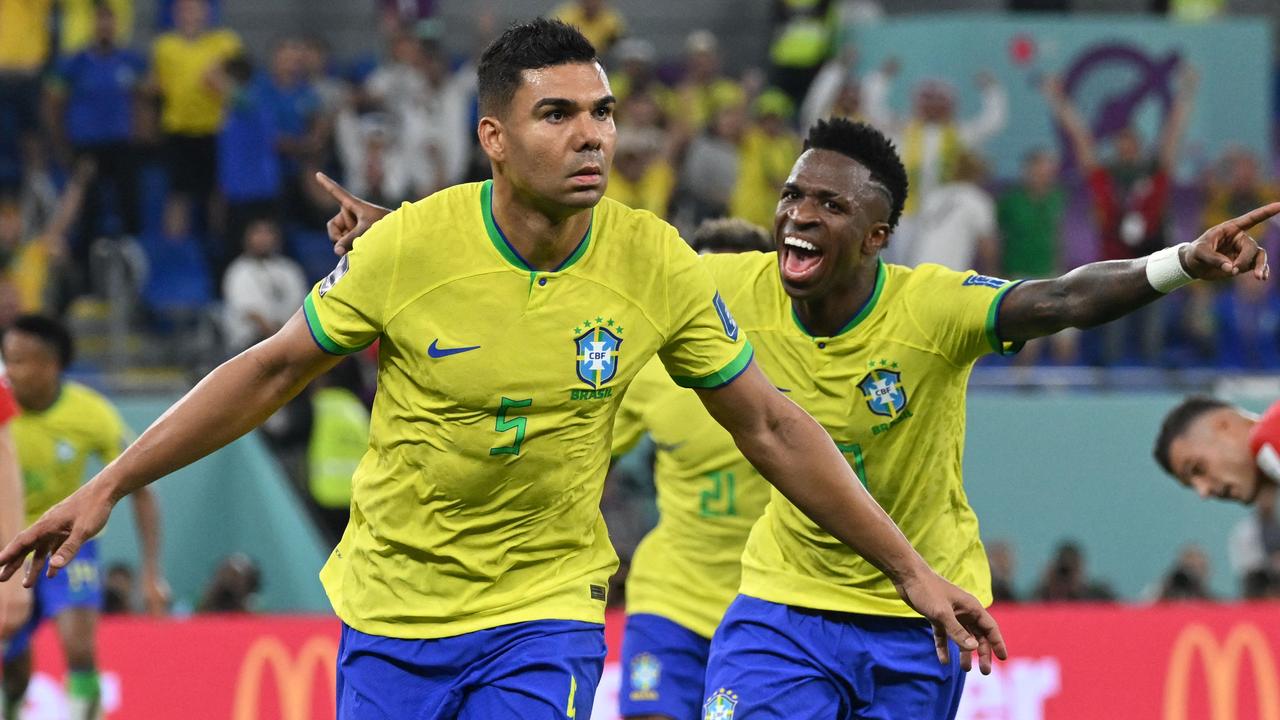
[260,38,322,182]
[671,30,745,132]
[306,360,368,541]
[197,553,261,613]
[0,0,54,194]
[997,148,1076,364]
[221,217,307,352]
[863,60,1007,256]
[987,541,1018,603]
[150,0,242,242]
[897,151,998,273]
[678,101,746,226]
[1156,544,1214,601]
[552,0,626,55]
[730,88,802,230]
[46,3,146,264]
[217,55,283,273]
[1043,67,1196,365]
[605,127,677,219]
[1212,274,1280,368]
[799,45,861,131]
[607,38,667,107]
[1033,541,1115,601]
[334,112,412,208]
[58,0,134,58]
[140,191,213,319]
[0,161,95,316]
[768,0,837,105]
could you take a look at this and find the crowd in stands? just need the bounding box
[4,0,1280,608]
[1,0,1277,375]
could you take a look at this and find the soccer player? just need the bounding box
[0,21,1003,719]
[1153,395,1280,506]
[611,219,774,720]
[0,315,168,720]
[321,117,1273,719]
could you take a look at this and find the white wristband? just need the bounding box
[1146,243,1194,294]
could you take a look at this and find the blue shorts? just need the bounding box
[702,595,966,720]
[337,619,606,719]
[2,540,103,662]
[619,613,711,719]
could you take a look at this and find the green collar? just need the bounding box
[790,259,885,338]
[479,180,592,272]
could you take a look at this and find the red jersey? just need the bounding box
[1248,399,1280,482]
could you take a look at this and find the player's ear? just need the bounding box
[863,222,890,253]
[477,117,505,163]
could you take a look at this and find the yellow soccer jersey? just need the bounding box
[14,382,131,526]
[612,357,770,638]
[704,252,1021,617]
[305,181,752,639]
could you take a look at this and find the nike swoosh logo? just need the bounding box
[775,387,792,393]
[428,339,481,358]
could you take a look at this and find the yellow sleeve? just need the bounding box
[218,29,243,57]
[658,233,753,388]
[613,359,664,457]
[302,205,405,354]
[906,264,1024,365]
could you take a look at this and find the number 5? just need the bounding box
[490,397,533,456]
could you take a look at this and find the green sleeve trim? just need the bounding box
[985,280,1026,356]
[671,341,754,389]
[302,294,368,356]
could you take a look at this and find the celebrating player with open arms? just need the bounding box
[0,21,1003,719]
[321,115,1274,719]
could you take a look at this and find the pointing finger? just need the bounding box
[1224,202,1280,236]
[314,172,359,211]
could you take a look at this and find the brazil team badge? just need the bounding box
[629,652,661,701]
[858,361,908,418]
[704,688,738,720]
[574,318,623,388]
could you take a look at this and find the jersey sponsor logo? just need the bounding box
[317,255,350,297]
[629,653,661,701]
[574,320,623,389]
[963,274,1008,289]
[712,292,739,341]
[704,688,738,720]
[427,339,481,358]
[858,364,908,418]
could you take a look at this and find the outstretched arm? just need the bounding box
[1042,76,1097,171]
[0,314,341,584]
[998,203,1277,342]
[695,362,1007,674]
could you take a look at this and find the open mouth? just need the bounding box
[780,234,824,283]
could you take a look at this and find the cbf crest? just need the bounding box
[858,360,908,418]
[628,653,661,701]
[573,317,624,388]
[704,688,738,720]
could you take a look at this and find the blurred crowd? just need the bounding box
[5,0,1280,606]
[2,0,1279,371]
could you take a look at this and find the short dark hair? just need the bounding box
[804,118,908,231]
[9,314,74,368]
[1153,395,1233,476]
[477,18,598,118]
[690,218,771,254]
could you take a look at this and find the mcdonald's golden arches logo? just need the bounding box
[234,635,338,720]
[1163,622,1280,720]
